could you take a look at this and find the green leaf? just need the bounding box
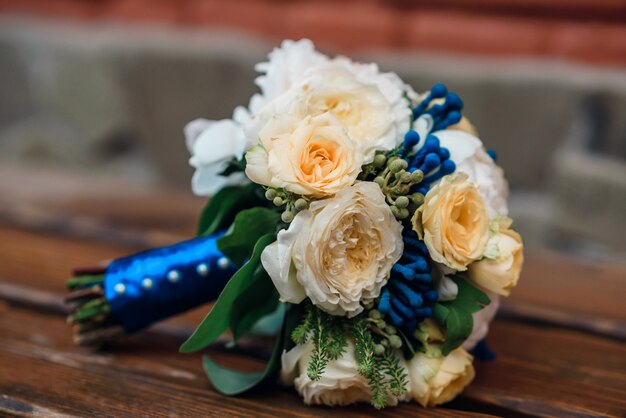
[219,158,247,177]
[202,356,264,395]
[217,207,280,266]
[179,234,275,353]
[230,266,279,342]
[433,276,490,355]
[196,184,264,236]
[201,303,300,395]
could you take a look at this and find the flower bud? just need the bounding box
[374,344,385,356]
[397,208,410,219]
[411,193,424,206]
[281,211,294,223]
[411,170,424,183]
[395,196,409,209]
[294,198,309,211]
[373,154,387,168]
[273,196,284,206]
[373,176,385,187]
[389,159,408,173]
[368,309,382,320]
[265,189,278,200]
[388,335,402,349]
[390,205,400,218]
[400,171,412,182]
[385,325,397,335]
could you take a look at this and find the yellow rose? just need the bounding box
[468,218,524,296]
[406,348,475,407]
[245,112,362,197]
[412,173,489,271]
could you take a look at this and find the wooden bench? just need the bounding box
[1,167,625,417]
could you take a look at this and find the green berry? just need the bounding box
[390,205,400,218]
[374,344,385,356]
[411,170,424,183]
[381,339,389,347]
[395,196,409,209]
[281,211,294,223]
[389,159,407,173]
[385,325,397,335]
[273,196,284,206]
[373,176,385,187]
[376,320,386,329]
[388,335,402,349]
[411,193,424,205]
[397,208,410,219]
[265,189,277,200]
[373,154,387,168]
[400,171,412,182]
[368,309,382,320]
[294,198,308,211]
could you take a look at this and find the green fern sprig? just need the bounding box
[381,349,409,397]
[327,319,347,360]
[291,305,313,345]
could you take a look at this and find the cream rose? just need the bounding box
[280,341,398,406]
[261,182,403,316]
[250,58,412,163]
[245,113,362,197]
[412,173,489,271]
[468,218,524,296]
[406,348,475,407]
[436,130,509,217]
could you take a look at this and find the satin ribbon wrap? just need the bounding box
[104,232,236,333]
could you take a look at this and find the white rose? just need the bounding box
[245,112,362,197]
[406,348,475,407]
[261,182,403,317]
[280,341,397,406]
[185,117,249,196]
[435,130,509,217]
[462,291,500,351]
[251,57,412,163]
[254,39,329,103]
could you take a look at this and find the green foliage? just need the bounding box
[229,264,279,342]
[289,306,348,381]
[201,299,295,396]
[196,184,264,236]
[179,234,275,353]
[217,207,280,266]
[381,349,408,397]
[219,158,246,177]
[291,307,313,345]
[433,276,491,355]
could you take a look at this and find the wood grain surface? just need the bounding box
[0,170,625,417]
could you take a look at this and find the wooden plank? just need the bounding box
[0,304,493,418]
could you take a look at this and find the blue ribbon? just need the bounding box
[104,232,237,333]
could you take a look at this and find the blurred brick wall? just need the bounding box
[0,0,625,66]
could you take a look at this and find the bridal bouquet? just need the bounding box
[67,40,523,409]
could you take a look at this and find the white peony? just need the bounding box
[435,130,509,217]
[261,182,403,317]
[185,117,249,196]
[254,39,329,104]
[249,56,412,163]
[462,291,500,351]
